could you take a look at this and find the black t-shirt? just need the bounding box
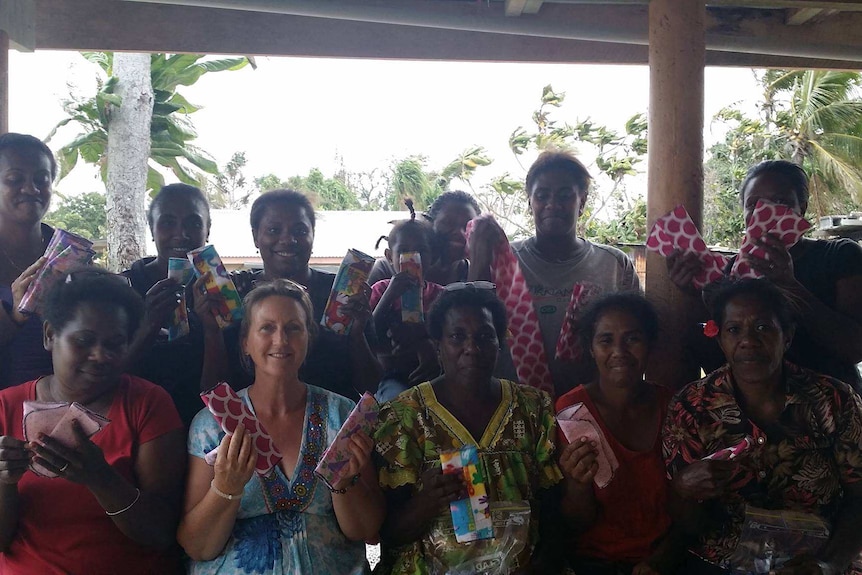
[786,238,862,388]
[224,268,366,401]
[123,257,206,426]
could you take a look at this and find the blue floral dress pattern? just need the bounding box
[188,385,369,575]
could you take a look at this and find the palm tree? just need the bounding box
[762,70,862,216]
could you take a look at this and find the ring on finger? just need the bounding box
[59,463,69,473]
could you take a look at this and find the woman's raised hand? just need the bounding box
[191,273,222,332]
[331,430,374,492]
[212,424,256,498]
[341,282,373,332]
[142,278,183,335]
[7,257,45,325]
[0,436,30,485]
[467,216,507,266]
[666,249,703,295]
[559,437,599,486]
[28,421,112,486]
[417,466,465,515]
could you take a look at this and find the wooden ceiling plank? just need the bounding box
[0,0,35,51]
[786,7,823,23]
[523,0,545,14]
[505,0,528,16]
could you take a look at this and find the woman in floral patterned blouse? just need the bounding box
[663,278,862,575]
[374,284,563,574]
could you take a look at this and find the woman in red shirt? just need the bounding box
[555,292,673,575]
[0,269,186,574]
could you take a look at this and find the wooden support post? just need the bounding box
[645,0,706,389]
[0,29,8,135]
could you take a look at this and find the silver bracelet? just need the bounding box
[105,488,141,516]
[210,480,242,501]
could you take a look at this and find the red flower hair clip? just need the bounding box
[703,320,719,338]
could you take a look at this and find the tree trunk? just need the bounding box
[106,53,152,272]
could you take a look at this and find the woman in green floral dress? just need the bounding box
[374,283,563,575]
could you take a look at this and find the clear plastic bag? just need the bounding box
[728,505,830,574]
[427,500,533,575]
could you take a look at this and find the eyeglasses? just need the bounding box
[444,281,496,292]
[65,270,133,288]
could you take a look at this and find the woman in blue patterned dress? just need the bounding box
[178,279,384,574]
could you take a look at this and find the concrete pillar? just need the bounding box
[0,30,8,135]
[645,0,706,389]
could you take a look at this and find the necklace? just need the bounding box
[0,230,48,275]
[0,242,27,275]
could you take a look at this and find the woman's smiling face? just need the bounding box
[0,148,53,225]
[253,203,314,280]
[590,308,651,387]
[243,295,310,379]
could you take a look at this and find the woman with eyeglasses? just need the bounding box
[202,189,380,401]
[179,279,384,575]
[0,269,186,574]
[468,150,639,398]
[0,133,58,389]
[374,284,562,574]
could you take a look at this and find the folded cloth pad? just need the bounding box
[557,402,619,489]
[22,401,110,478]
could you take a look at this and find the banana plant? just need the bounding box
[46,52,252,195]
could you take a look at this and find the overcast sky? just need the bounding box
[7,50,764,202]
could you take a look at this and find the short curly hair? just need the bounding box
[427,287,508,349]
[0,132,58,180]
[577,291,660,354]
[525,149,591,201]
[43,267,144,338]
[426,190,481,221]
[739,160,809,210]
[250,189,316,232]
[146,183,211,231]
[703,278,796,334]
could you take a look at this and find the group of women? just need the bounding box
[1,131,862,575]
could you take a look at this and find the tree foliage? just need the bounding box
[46,52,252,196]
[476,84,648,241]
[206,151,256,209]
[703,69,862,247]
[43,191,108,240]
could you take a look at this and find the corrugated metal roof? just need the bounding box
[145,209,411,260]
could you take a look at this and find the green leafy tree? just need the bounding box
[43,192,108,240]
[47,52,252,195]
[283,168,361,210]
[763,70,862,215]
[482,84,648,241]
[387,156,436,210]
[704,70,862,248]
[207,151,256,209]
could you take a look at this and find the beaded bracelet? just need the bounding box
[330,473,361,495]
[105,488,141,516]
[210,480,242,501]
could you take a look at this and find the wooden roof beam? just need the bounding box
[0,0,34,51]
[785,7,823,23]
[505,0,544,16]
[34,0,862,70]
